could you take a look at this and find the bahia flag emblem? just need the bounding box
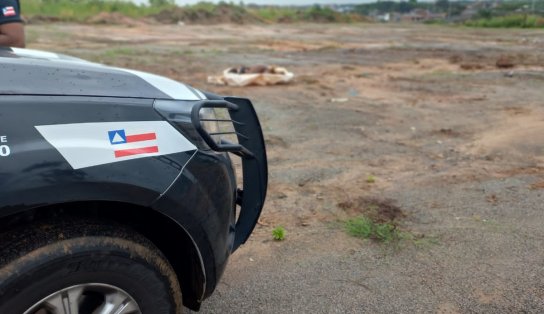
[35,121,197,169]
[108,129,159,158]
[2,6,16,17]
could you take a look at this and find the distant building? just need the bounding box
[325,4,356,13]
[401,9,446,22]
[459,1,498,20]
[377,9,446,23]
[377,13,390,22]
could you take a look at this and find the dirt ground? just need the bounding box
[27,23,544,313]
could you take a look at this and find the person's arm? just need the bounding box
[0,0,25,47]
[0,22,24,47]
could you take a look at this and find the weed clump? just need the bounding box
[272,226,286,241]
[345,217,398,242]
[339,198,412,243]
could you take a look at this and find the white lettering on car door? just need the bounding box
[0,136,10,157]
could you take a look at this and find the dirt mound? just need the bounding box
[448,52,539,69]
[465,114,544,164]
[151,4,363,24]
[496,55,515,68]
[25,15,63,24]
[272,10,363,23]
[152,4,262,24]
[459,63,485,70]
[337,198,405,223]
[86,12,149,27]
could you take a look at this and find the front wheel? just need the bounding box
[0,220,183,314]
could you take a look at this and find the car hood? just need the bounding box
[0,47,205,101]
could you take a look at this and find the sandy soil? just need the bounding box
[27,23,544,313]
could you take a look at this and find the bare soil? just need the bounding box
[27,23,544,313]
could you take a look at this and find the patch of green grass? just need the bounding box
[399,232,439,248]
[413,236,440,247]
[272,226,286,241]
[344,216,440,248]
[253,7,297,22]
[423,19,449,25]
[254,5,359,23]
[345,216,373,238]
[101,47,141,58]
[345,216,398,242]
[465,14,544,28]
[427,70,457,78]
[417,71,472,82]
[355,72,373,79]
[167,49,194,56]
[23,0,170,21]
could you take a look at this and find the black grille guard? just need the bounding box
[191,97,268,251]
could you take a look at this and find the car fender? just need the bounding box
[0,95,196,216]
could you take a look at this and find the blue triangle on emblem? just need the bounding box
[108,129,127,145]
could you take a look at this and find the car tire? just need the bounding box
[0,219,183,314]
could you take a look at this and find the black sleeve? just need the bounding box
[0,0,22,25]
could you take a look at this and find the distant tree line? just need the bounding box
[352,0,543,18]
[353,0,467,16]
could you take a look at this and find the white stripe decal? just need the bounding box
[11,48,61,60]
[36,121,196,169]
[120,69,200,100]
[10,47,202,101]
[194,88,207,100]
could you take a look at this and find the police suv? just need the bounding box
[0,47,267,313]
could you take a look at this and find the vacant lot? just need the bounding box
[28,23,544,313]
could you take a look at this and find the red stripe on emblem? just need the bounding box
[114,146,159,158]
[126,132,156,143]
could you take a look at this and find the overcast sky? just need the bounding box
[179,0,367,3]
[133,0,373,5]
